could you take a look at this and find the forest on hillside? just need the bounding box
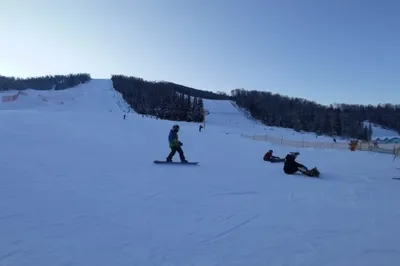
[231,89,400,140]
[111,75,399,140]
[0,73,91,91]
[2,72,398,140]
[111,75,206,122]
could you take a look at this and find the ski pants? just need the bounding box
[269,156,282,162]
[167,146,186,161]
[284,162,307,174]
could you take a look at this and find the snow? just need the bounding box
[0,79,127,114]
[203,99,343,143]
[363,120,400,139]
[1,79,400,266]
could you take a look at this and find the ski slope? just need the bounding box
[203,99,342,143]
[1,79,400,266]
[363,120,400,139]
[0,79,127,113]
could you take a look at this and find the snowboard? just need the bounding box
[306,167,320,177]
[299,167,320,178]
[154,160,198,165]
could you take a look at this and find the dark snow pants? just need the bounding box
[167,147,186,162]
[284,162,307,174]
[268,156,284,163]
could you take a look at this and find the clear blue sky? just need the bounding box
[0,0,399,105]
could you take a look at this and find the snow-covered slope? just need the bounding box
[1,80,400,266]
[363,120,400,139]
[203,99,340,143]
[0,79,126,114]
[202,99,263,135]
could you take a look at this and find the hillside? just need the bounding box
[363,120,400,139]
[0,73,90,91]
[0,79,123,113]
[110,74,400,140]
[1,73,399,141]
[203,99,337,142]
[1,79,400,266]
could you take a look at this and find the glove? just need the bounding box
[179,141,183,146]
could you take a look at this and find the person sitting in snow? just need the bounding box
[283,152,319,177]
[166,124,188,163]
[263,150,283,162]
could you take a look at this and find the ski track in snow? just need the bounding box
[0,79,400,266]
[201,213,261,244]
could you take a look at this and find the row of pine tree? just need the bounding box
[0,73,398,141]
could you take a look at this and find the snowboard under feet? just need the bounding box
[154,160,199,165]
[299,167,320,177]
[305,167,320,177]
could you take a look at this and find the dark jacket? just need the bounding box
[283,154,304,174]
[168,130,180,148]
[263,151,273,161]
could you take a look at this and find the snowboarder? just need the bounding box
[263,150,284,162]
[166,125,188,163]
[283,153,319,177]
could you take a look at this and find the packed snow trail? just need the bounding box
[202,99,343,143]
[1,79,400,266]
[0,79,123,113]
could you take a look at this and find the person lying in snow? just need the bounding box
[283,152,319,177]
[263,150,285,163]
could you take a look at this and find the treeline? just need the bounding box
[2,71,398,140]
[111,75,205,122]
[111,75,400,140]
[231,89,400,140]
[156,81,230,100]
[0,73,91,91]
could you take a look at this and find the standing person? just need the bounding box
[166,125,188,163]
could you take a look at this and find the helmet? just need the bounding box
[269,149,273,153]
[172,124,180,131]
